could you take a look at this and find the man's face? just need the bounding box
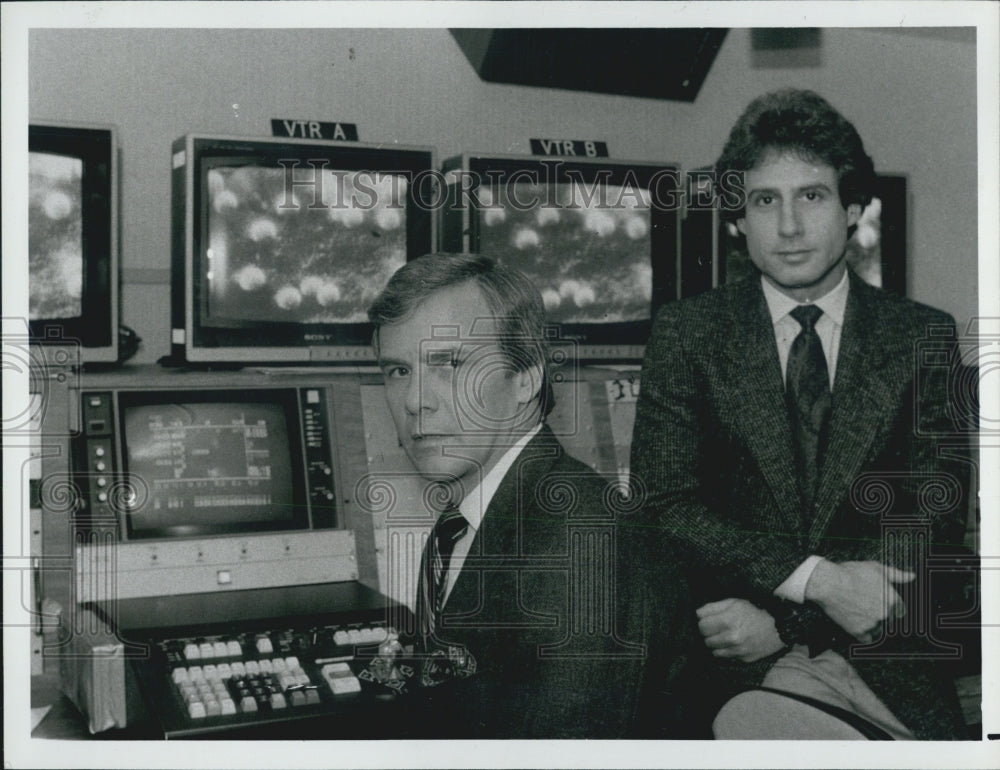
[376,281,540,497]
[737,149,861,302]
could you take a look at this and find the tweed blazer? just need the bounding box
[405,424,707,739]
[630,271,971,740]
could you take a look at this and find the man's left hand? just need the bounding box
[696,598,785,662]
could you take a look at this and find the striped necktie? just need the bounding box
[415,505,469,647]
[786,304,832,517]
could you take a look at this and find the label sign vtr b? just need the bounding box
[530,138,609,157]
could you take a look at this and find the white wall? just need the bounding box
[28,27,979,362]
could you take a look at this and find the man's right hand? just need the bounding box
[804,560,915,641]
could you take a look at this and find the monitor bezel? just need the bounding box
[174,134,437,365]
[117,388,310,541]
[28,121,119,363]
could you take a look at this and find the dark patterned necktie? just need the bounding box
[415,505,469,648]
[786,305,832,516]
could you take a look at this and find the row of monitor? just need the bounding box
[28,123,686,366]
[28,122,903,367]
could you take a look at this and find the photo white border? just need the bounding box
[3,2,998,768]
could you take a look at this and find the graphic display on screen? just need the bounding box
[29,151,84,320]
[123,401,299,537]
[475,182,653,324]
[204,167,408,325]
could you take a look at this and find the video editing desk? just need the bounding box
[37,581,414,740]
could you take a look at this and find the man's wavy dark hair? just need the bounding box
[715,88,876,222]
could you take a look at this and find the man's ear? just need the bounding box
[846,203,862,228]
[515,362,544,406]
[736,217,747,235]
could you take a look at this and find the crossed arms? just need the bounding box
[630,301,967,662]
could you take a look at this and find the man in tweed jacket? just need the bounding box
[631,89,970,739]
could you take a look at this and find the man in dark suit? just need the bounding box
[631,89,971,740]
[368,252,702,738]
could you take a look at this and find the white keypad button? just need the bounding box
[329,676,361,695]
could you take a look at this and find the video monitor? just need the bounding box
[118,390,308,540]
[441,154,680,362]
[29,122,119,362]
[171,135,436,365]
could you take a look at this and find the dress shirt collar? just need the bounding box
[761,268,850,327]
[456,423,542,531]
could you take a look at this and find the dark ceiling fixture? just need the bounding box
[450,28,728,102]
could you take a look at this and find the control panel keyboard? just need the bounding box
[147,621,397,735]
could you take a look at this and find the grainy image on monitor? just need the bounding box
[475,181,654,324]
[844,196,886,288]
[29,151,84,320]
[204,167,408,325]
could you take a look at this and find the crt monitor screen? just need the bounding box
[28,123,118,359]
[173,135,436,364]
[474,180,654,325]
[119,391,307,540]
[204,166,409,326]
[29,151,84,320]
[445,154,679,356]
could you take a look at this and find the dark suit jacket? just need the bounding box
[405,424,709,739]
[630,271,972,740]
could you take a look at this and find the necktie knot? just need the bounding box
[790,304,824,332]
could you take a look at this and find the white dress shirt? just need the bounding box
[760,271,849,603]
[441,423,542,604]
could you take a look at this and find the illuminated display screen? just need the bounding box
[475,181,654,325]
[122,399,303,539]
[204,167,408,325]
[29,151,84,320]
